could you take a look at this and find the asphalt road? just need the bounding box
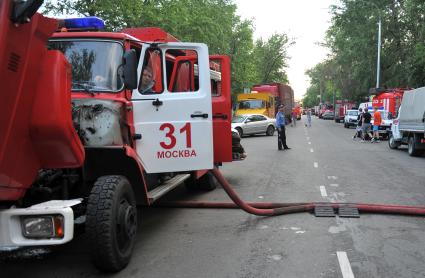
[2,116,425,278]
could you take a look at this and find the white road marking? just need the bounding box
[308,142,312,145]
[314,162,318,168]
[327,176,338,180]
[269,254,282,261]
[310,148,314,153]
[330,183,339,187]
[319,186,327,197]
[337,251,355,278]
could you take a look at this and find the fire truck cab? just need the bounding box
[1,2,234,272]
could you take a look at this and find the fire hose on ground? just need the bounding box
[155,168,425,217]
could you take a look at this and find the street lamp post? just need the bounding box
[354,0,382,88]
[376,17,381,88]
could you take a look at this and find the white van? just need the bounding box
[389,87,425,156]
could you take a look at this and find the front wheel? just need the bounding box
[235,127,243,137]
[266,125,275,136]
[86,176,137,272]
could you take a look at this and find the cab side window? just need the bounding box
[138,48,163,94]
[166,50,199,93]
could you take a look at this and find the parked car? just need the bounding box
[231,114,276,137]
[322,110,335,120]
[344,110,359,128]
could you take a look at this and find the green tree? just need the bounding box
[252,34,292,84]
[43,0,292,96]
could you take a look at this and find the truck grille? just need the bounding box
[7,52,20,72]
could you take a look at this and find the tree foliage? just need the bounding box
[43,0,292,95]
[304,0,425,107]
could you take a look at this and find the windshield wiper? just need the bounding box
[72,82,96,96]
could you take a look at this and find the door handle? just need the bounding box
[213,113,228,119]
[152,98,163,107]
[191,113,209,119]
[152,98,163,111]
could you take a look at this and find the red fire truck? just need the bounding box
[0,0,237,272]
[371,87,408,117]
[251,83,294,120]
[334,100,356,123]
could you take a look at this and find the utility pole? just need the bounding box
[376,17,381,88]
[355,0,382,88]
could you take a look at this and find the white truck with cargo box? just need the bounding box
[389,87,425,156]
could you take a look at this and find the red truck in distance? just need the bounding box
[251,83,295,120]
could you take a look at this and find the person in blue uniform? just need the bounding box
[276,105,291,150]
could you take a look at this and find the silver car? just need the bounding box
[231,114,276,137]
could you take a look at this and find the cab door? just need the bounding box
[132,43,213,173]
[210,55,232,163]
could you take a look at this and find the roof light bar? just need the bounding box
[63,16,105,30]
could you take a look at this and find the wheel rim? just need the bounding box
[390,136,395,147]
[408,138,413,154]
[267,126,274,135]
[116,199,137,253]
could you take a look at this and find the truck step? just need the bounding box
[147,174,191,203]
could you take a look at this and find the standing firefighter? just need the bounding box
[276,105,291,150]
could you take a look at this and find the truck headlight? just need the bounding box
[21,215,64,239]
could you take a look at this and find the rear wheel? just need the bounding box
[86,176,137,272]
[266,125,275,136]
[408,136,423,156]
[388,134,400,149]
[185,171,218,191]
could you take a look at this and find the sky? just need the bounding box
[234,0,339,100]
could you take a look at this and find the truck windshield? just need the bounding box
[348,111,358,116]
[48,40,124,93]
[238,100,264,109]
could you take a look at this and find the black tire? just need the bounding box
[266,125,275,136]
[235,127,243,137]
[408,136,422,157]
[388,134,400,149]
[185,171,218,191]
[86,176,137,272]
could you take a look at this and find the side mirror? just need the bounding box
[122,49,137,90]
[11,0,43,24]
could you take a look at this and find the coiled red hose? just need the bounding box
[155,169,425,217]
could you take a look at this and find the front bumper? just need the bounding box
[0,199,81,248]
[378,125,391,134]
